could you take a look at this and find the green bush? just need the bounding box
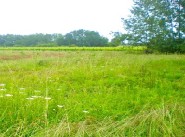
[148,39,185,54]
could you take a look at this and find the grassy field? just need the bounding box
[0,46,146,51]
[0,49,185,136]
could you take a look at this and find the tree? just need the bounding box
[0,30,109,47]
[57,29,108,46]
[84,30,108,46]
[56,34,64,46]
[109,32,131,46]
[123,0,185,53]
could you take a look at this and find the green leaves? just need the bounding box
[57,29,108,46]
[123,0,185,53]
[0,30,109,47]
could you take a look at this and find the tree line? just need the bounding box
[118,0,185,53]
[0,29,109,47]
[1,0,184,53]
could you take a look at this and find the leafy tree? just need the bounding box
[56,34,64,46]
[0,34,58,46]
[109,32,131,46]
[57,29,108,46]
[0,30,109,47]
[84,30,108,46]
[123,0,185,53]
[0,34,23,46]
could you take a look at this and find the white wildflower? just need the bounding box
[0,84,5,87]
[5,94,13,97]
[44,97,51,100]
[57,105,64,108]
[0,88,6,91]
[26,97,34,100]
[34,90,41,93]
[32,95,42,98]
[82,110,89,114]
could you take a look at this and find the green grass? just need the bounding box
[0,46,146,51]
[0,50,184,136]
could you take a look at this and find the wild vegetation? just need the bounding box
[0,46,145,52]
[0,49,184,136]
[0,1,184,137]
[120,0,185,53]
[0,30,108,47]
[0,1,185,53]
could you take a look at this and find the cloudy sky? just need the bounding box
[0,0,133,38]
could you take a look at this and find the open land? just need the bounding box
[0,48,185,136]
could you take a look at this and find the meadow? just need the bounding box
[0,48,185,136]
[0,46,145,51]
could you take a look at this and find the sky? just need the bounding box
[0,0,133,39]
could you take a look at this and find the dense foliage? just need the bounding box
[0,34,57,46]
[122,0,185,53]
[0,29,108,47]
[56,29,108,46]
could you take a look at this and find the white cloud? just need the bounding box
[0,0,133,38]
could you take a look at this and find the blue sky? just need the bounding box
[0,0,133,38]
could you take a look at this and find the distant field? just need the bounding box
[0,50,184,136]
[0,46,146,51]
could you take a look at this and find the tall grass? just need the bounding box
[0,50,184,136]
[0,46,146,51]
